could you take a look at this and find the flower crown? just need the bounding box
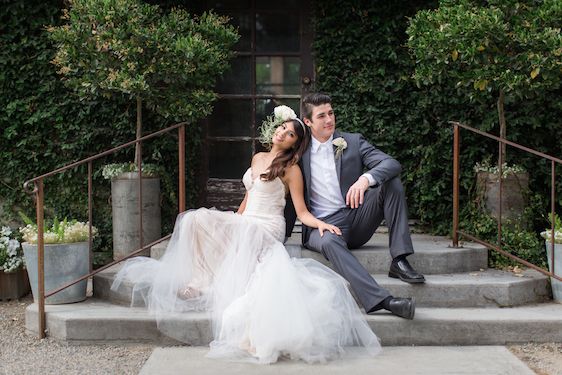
[259,105,304,147]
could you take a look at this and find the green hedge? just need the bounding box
[313,0,562,236]
[2,0,560,267]
[0,0,203,265]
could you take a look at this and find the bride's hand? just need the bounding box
[317,222,342,237]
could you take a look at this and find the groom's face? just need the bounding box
[304,103,336,142]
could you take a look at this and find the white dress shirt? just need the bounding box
[309,135,346,218]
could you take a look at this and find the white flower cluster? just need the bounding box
[540,230,562,244]
[259,105,298,148]
[20,221,97,244]
[101,163,160,180]
[0,226,24,273]
[274,105,297,122]
[474,161,526,178]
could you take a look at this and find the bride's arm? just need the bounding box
[237,192,249,214]
[285,165,342,236]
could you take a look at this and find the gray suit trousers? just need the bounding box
[304,176,414,311]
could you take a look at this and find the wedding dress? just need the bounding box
[111,168,381,364]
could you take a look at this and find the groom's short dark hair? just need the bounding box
[302,93,332,121]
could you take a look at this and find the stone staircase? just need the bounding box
[25,232,562,345]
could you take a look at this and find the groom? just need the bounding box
[285,93,424,320]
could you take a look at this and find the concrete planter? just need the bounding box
[545,241,562,302]
[22,242,88,304]
[0,268,30,300]
[476,171,529,222]
[111,173,161,260]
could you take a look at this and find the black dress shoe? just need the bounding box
[389,258,426,283]
[388,297,415,320]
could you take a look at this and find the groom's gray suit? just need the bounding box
[285,130,414,311]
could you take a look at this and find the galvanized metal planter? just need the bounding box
[545,241,561,302]
[0,268,30,300]
[476,171,529,222]
[22,242,89,304]
[111,173,161,260]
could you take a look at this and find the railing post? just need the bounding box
[36,179,46,339]
[452,124,460,247]
[88,161,93,273]
[178,124,186,213]
[497,138,503,248]
[550,160,556,275]
[137,138,143,252]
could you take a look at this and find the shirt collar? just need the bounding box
[311,134,334,153]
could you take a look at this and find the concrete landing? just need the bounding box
[139,346,535,375]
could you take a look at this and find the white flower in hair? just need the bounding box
[259,105,299,148]
[274,105,297,122]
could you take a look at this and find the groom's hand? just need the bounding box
[346,176,370,209]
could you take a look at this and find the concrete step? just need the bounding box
[93,264,550,308]
[150,233,489,275]
[25,299,562,345]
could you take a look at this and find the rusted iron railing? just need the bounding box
[451,121,562,283]
[23,122,188,339]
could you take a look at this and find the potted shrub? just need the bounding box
[20,216,97,304]
[541,213,562,302]
[407,1,561,174]
[474,160,529,222]
[48,1,238,259]
[102,163,161,260]
[0,226,30,300]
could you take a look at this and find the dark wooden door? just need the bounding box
[202,0,314,210]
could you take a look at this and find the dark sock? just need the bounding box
[393,254,407,263]
[368,296,393,313]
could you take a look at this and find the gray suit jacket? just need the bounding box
[284,131,402,243]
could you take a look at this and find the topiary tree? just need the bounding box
[49,0,239,163]
[407,0,561,166]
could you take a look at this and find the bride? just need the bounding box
[111,106,381,364]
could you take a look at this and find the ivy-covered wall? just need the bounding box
[1,0,560,266]
[0,1,203,264]
[313,0,562,234]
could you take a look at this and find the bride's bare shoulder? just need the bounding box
[284,164,303,181]
[251,152,267,164]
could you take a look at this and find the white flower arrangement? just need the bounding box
[0,226,25,273]
[332,137,347,159]
[541,213,562,244]
[101,163,160,180]
[19,215,97,245]
[258,105,298,147]
[474,160,526,178]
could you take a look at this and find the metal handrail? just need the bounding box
[24,121,188,339]
[451,121,561,283]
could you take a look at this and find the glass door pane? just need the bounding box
[208,140,253,179]
[208,99,252,137]
[255,13,300,52]
[216,56,252,94]
[256,57,300,95]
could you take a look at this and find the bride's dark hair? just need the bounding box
[261,119,309,181]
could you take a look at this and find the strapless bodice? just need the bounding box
[241,168,286,241]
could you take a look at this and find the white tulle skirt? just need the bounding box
[111,208,381,364]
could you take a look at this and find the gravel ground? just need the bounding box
[1,295,561,374]
[0,295,153,375]
[509,343,562,375]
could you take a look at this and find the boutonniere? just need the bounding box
[332,137,347,159]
